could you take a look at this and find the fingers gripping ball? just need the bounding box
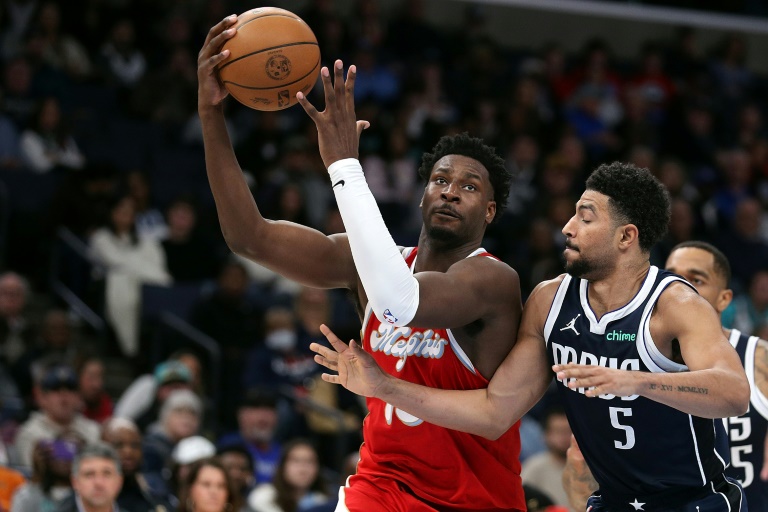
[217,7,320,111]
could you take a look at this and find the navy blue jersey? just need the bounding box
[725,329,768,508]
[544,267,730,510]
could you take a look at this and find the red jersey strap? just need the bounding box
[401,247,498,269]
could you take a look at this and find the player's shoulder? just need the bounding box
[526,274,568,308]
[655,278,701,308]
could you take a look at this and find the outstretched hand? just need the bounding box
[297,60,370,169]
[197,14,238,109]
[311,324,388,398]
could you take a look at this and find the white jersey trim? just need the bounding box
[635,276,689,374]
[544,275,571,345]
[579,266,659,335]
[732,329,768,420]
[688,414,708,486]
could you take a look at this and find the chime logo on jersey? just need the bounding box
[369,324,448,371]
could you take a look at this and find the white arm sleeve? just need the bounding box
[328,158,419,326]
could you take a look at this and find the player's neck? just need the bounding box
[415,231,482,272]
[586,260,650,319]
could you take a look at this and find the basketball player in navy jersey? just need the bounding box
[313,162,751,511]
[199,21,527,511]
[563,241,768,510]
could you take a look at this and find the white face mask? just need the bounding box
[265,329,297,351]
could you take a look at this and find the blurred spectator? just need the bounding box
[89,193,172,357]
[715,198,768,291]
[710,149,754,225]
[98,18,146,89]
[126,170,168,242]
[2,57,37,130]
[30,2,91,80]
[47,162,119,238]
[351,45,400,106]
[709,34,754,102]
[161,197,221,282]
[629,42,675,111]
[0,272,34,369]
[242,301,320,416]
[521,406,572,509]
[77,357,113,424]
[723,269,768,336]
[132,45,197,127]
[113,358,195,432]
[651,198,698,266]
[191,260,262,426]
[566,85,620,161]
[1,0,39,60]
[302,450,360,512]
[11,308,76,407]
[20,96,85,173]
[169,435,217,497]
[217,442,256,511]
[177,458,242,512]
[247,439,329,512]
[360,129,418,232]
[10,437,78,512]
[218,389,282,486]
[101,417,176,512]
[57,443,123,512]
[142,389,202,476]
[13,364,100,470]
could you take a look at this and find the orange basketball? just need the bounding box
[218,7,320,111]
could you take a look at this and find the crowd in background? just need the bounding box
[1,0,768,510]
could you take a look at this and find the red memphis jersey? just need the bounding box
[350,247,525,511]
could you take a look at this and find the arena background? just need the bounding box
[1,1,767,510]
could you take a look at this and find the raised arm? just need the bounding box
[555,282,749,418]
[297,61,519,328]
[197,16,355,289]
[312,279,559,439]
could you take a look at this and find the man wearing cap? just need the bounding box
[114,360,194,432]
[13,364,100,470]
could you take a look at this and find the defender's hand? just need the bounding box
[554,363,640,397]
[297,60,370,169]
[311,324,387,398]
[197,15,238,110]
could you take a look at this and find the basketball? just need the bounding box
[217,7,320,111]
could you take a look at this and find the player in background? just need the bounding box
[198,17,526,512]
[562,241,768,510]
[313,162,751,511]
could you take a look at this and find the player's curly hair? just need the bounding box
[417,133,512,221]
[586,162,670,252]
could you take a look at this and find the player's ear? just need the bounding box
[617,223,639,249]
[715,288,733,314]
[485,201,496,224]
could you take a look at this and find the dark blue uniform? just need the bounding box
[545,267,745,511]
[725,329,768,509]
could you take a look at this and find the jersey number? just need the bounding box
[725,416,754,488]
[609,407,635,450]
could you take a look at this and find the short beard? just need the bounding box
[565,257,595,279]
[427,225,461,245]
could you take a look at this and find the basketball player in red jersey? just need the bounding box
[198,17,526,512]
